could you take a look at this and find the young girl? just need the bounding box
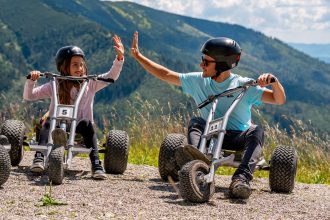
[23,35,124,180]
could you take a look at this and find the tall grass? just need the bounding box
[254,112,329,184]
[109,99,329,185]
[106,97,191,166]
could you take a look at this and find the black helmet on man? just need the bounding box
[201,37,241,76]
[55,46,85,72]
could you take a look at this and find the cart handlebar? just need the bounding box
[26,72,114,83]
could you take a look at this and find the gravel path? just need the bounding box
[0,151,329,219]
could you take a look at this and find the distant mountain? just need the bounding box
[290,43,330,64]
[0,0,329,134]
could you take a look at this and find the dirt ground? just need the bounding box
[0,151,329,219]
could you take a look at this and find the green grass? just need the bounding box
[37,184,67,207]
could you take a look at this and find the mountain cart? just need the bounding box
[26,72,129,185]
[158,78,298,202]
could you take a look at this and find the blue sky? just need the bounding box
[111,0,330,44]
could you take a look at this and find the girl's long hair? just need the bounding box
[58,57,88,104]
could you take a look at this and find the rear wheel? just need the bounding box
[269,145,297,193]
[48,146,65,185]
[104,130,129,174]
[0,120,25,166]
[179,160,215,203]
[158,133,187,181]
[0,145,11,186]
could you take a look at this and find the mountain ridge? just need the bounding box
[289,43,330,64]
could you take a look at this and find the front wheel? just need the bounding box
[48,146,65,185]
[0,120,26,166]
[104,130,129,174]
[269,145,298,193]
[179,160,215,203]
[158,133,187,182]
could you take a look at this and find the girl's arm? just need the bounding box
[96,34,125,81]
[91,35,125,92]
[91,58,124,92]
[98,34,125,80]
[23,71,52,101]
[99,57,124,81]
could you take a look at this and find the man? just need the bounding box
[130,31,286,199]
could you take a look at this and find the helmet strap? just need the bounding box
[211,71,221,80]
[211,62,229,80]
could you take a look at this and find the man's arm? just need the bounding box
[258,73,286,105]
[130,31,181,86]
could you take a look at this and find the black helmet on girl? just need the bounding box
[55,46,85,72]
[201,37,241,77]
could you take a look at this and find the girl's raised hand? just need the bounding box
[113,34,124,60]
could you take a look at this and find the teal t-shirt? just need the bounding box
[179,72,266,131]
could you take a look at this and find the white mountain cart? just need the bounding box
[158,78,298,202]
[0,120,26,186]
[26,72,129,185]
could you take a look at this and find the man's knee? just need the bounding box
[188,117,206,132]
[247,125,264,146]
[187,117,206,147]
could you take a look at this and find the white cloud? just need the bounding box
[110,0,330,43]
[211,0,243,8]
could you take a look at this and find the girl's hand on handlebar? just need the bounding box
[29,70,41,81]
[257,73,277,87]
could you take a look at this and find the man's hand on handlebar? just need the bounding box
[257,73,277,87]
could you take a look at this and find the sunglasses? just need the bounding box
[201,55,217,66]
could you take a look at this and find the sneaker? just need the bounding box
[52,128,67,147]
[229,178,252,199]
[91,160,107,180]
[30,152,45,173]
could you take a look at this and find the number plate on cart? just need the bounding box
[208,118,223,135]
[57,106,74,118]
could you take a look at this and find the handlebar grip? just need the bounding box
[254,77,277,85]
[270,77,277,83]
[198,101,210,109]
[26,73,45,79]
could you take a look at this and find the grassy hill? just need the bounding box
[0,0,329,134]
